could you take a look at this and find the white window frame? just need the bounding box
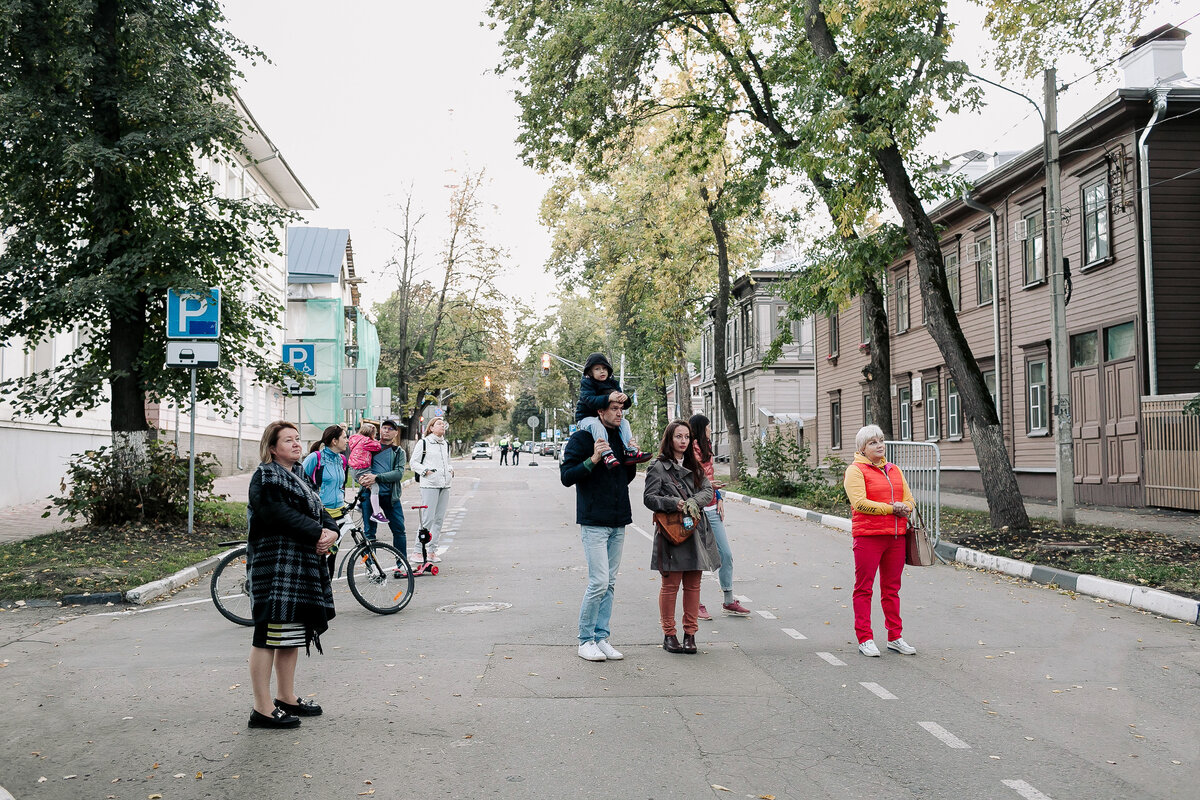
[947,377,961,438]
[944,250,960,313]
[1021,211,1045,286]
[1027,359,1049,434]
[924,379,940,441]
[895,275,909,333]
[1082,178,1111,266]
[975,236,993,306]
[898,386,912,441]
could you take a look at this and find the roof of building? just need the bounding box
[233,93,317,211]
[287,227,350,283]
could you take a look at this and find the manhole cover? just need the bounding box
[436,602,512,614]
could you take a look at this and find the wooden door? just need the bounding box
[1070,366,1103,484]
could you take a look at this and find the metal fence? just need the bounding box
[1142,394,1200,511]
[885,440,941,546]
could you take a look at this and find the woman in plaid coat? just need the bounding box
[245,421,338,729]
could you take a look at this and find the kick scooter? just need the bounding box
[410,504,439,576]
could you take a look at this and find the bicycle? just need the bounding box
[211,494,415,624]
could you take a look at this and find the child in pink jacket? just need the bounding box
[348,421,387,522]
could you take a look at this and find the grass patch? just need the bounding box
[0,500,246,602]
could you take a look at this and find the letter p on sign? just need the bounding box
[166,288,221,339]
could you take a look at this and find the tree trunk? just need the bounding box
[873,143,1030,531]
[861,274,894,439]
[656,376,670,430]
[700,187,744,479]
[801,2,1030,532]
[675,337,694,420]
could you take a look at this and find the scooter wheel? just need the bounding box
[430,566,439,575]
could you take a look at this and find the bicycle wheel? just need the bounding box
[211,547,253,626]
[346,541,414,615]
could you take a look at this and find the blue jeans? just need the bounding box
[705,508,733,592]
[362,490,407,560]
[579,416,633,451]
[578,525,625,643]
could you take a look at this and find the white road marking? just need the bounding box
[918,721,970,749]
[859,682,897,700]
[1002,780,1054,800]
[781,628,807,640]
[754,609,777,620]
[630,524,653,542]
[815,652,846,666]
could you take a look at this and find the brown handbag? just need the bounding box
[653,467,700,545]
[905,508,935,567]
[653,510,693,545]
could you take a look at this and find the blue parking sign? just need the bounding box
[166,288,221,339]
[282,343,316,376]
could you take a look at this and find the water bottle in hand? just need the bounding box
[682,515,694,531]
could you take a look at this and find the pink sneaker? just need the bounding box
[371,512,388,523]
[722,600,751,617]
[697,604,713,621]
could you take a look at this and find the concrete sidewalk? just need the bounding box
[0,471,255,546]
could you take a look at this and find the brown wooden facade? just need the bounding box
[813,82,1200,508]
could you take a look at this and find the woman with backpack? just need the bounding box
[302,425,349,521]
[411,417,453,564]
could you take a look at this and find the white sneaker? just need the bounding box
[577,641,607,662]
[887,638,916,655]
[858,640,881,657]
[595,640,623,660]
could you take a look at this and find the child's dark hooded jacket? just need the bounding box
[574,353,632,422]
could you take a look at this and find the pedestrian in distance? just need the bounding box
[246,420,337,729]
[644,420,719,655]
[575,353,652,468]
[303,424,349,577]
[511,439,520,465]
[843,425,918,657]
[561,398,638,662]
[499,437,510,465]
[347,421,387,523]
[411,416,453,564]
[356,419,409,576]
[688,414,751,619]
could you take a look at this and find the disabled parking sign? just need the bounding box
[166,288,221,339]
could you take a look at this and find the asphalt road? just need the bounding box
[1,458,1196,800]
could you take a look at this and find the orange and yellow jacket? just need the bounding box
[843,452,915,537]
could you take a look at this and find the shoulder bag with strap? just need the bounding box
[652,468,696,546]
[905,506,935,566]
[413,439,427,483]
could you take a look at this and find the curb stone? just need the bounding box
[722,490,1200,625]
[124,552,227,605]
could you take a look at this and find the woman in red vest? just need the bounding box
[843,425,917,658]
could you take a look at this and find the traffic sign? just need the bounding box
[166,288,220,339]
[527,415,540,429]
[167,341,220,368]
[569,424,578,434]
[283,343,316,376]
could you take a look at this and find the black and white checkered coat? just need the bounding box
[246,461,337,636]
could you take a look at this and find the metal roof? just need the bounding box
[287,227,350,283]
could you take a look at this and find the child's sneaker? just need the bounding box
[624,448,653,464]
[603,452,620,469]
[371,512,388,522]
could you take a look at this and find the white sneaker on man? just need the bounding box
[887,638,917,655]
[858,640,881,657]
[595,640,623,660]
[578,641,607,661]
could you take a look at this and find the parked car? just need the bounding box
[471,441,492,460]
[522,441,534,453]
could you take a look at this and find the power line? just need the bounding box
[1060,12,1200,92]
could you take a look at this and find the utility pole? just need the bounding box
[1044,68,1076,526]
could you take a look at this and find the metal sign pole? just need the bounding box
[187,366,197,538]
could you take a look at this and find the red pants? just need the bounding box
[852,534,905,643]
[659,570,702,636]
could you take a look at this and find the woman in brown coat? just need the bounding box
[643,420,719,654]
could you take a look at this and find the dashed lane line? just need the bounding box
[918,721,971,749]
[630,524,653,542]
[859,681,897,700]
[1002,780,1054,800]
[815,652,846,666]
[754,609,777,620]
[781,628,807,640]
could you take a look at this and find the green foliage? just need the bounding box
[0,0,297,426]
[744,429,819,497]
[46,439,220,526]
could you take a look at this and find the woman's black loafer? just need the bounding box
[249,708,300,728]
[275,697,322,716]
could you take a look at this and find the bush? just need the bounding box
[46,438,220,525]
[740,431,850,509]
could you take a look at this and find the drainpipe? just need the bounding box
[1139,88,1168,395]
[962,192,1001,428]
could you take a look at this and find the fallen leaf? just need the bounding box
[63,775,77,779]
[358,791,375,796]
[195,771,203,779]
[173,773,186,778]
[149,795,163,799]
[303,774,313,779]
[760,795,776,799]
[37,777,46,784]
[711,786,732,792]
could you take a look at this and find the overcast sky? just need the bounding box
[223,1,1195,315]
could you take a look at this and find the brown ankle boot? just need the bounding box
[662,634,684,654]
[682,633,697,654]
